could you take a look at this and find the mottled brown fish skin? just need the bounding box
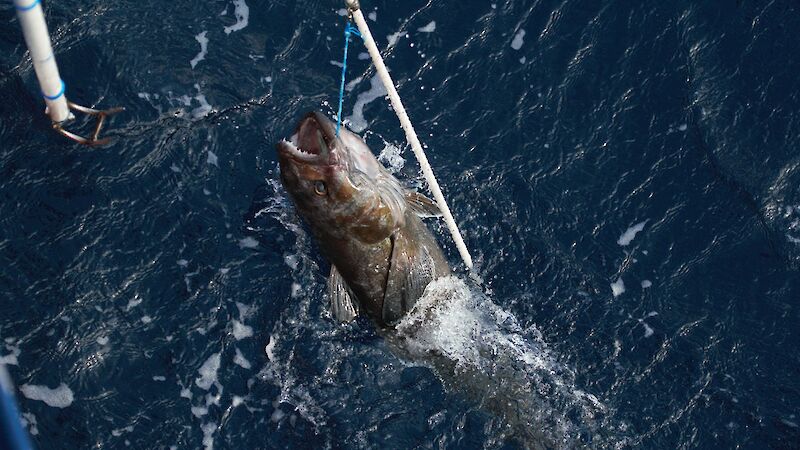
[276,112,449,326]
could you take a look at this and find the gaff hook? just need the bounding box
[14,0,124,146]
[51,102,125,146]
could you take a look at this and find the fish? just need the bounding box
[276,113,606,448]
[276,111,450,327]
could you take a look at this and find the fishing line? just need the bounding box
[336,22,361,137]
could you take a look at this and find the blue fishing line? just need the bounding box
[336,22,362,137]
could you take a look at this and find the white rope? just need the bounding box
[14,0,71,123]
[349,7,473,269]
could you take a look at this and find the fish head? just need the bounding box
[277,112,406,243]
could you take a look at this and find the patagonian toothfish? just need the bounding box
[277,113,600,449]
[276,112,450,327]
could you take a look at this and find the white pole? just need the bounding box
[348,5,473,269]
[14,0,72,123]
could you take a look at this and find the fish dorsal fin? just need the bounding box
[382,229,437,325]
[404,191,442,218]
[327,265,358,322]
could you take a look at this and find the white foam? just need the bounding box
[96,336,109,346]
[617,220,648,246]
[378,142,405,173]
[20,412,38,436]
[192,406,208,418]
[174,93,192,107]
[394,277,607,445]
[232,320,253,340]
[336,8,347,16]
[418,21,436,33]
[201,421,217,450]
[265,335,277,361]
[345,74,388,133]
[641,280,652,288]
[1,342,20,365]
[141,316,152,324]
[238,237,259,249]
[223,0,249,34]
[678,123,688,131]
[511,29,526,50]
[207,151,219,167]
[126,296,142,310]
[284,254,299,270]
[190,31,208,69]
[233,348,252,369]
[271,408,285,422]
[153,376,166,381]
[611,278,626,297]
[191,92,213,119]
[177,259,189,267]
[344,76,363,92]
[205,390,221,407]
[634,313,658,338]
[195,353,221,390]
[235,302,250,319]
[368,11,377,21]
[19,383,74,408]
[387,31,403,47]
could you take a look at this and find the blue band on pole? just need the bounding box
[42,80,65,101]
[14,0,41,12]
[336,22,362,137]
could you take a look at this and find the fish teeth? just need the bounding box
[282,138,313,156]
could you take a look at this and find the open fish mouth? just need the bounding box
[276,134,320,162]
[277,112,335,163]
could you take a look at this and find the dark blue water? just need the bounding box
[1,0,799,448]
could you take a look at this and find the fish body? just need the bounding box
[276,112,450,326]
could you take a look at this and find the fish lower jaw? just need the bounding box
[279,139,319,160]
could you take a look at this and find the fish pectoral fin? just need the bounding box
[327,265,359,322]
[383,231,437,325]
[404,191,442,218]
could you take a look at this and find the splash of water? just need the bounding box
[394,276,612,448]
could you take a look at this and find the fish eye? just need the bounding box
[314,180,327,196]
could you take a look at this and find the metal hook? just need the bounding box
[51,101,125,146]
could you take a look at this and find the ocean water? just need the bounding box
[1,0,799,448]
